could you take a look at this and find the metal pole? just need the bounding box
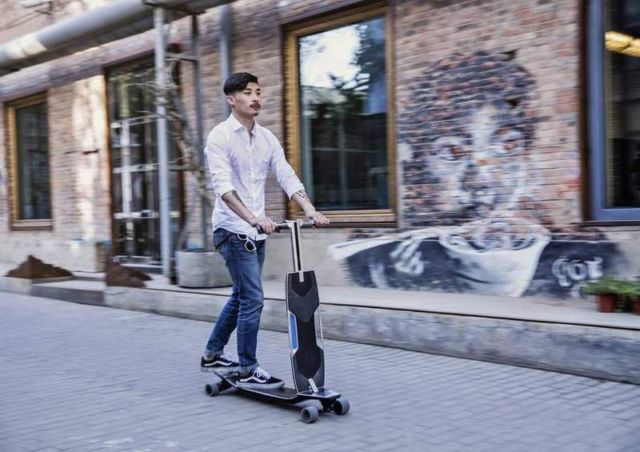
[154,7,172,278]
[219,3,232,118]
[287,220,304,281]
[191,14,210,249]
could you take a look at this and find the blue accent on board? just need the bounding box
[289,312,298,350]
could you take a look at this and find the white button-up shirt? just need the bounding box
[205,114,305,239]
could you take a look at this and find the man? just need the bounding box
[201,72,329,389]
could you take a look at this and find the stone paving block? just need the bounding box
[1,293,640,452]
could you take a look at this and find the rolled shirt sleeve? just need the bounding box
[269,133,305,199]
[204,128,235,198]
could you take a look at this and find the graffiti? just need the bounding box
[329,51,624,299]
[399,51,538,224]
[551,256,603,299]
[524,239,623,299]
[552,257,602,287]
[329,231,623,299]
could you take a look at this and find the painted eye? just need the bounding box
[430,137,468,161]
[490,129,524,156]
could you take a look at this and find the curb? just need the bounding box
[2,278,639,385]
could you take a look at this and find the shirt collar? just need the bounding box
[227,113,258,136]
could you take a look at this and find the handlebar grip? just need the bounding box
[256,220,315,234]
[256,225,280,234]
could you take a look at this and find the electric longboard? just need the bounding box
[204,220,350,423]
[205,369,346,423]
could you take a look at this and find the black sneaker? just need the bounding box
[200,352,239,372]
[237,367,284,389]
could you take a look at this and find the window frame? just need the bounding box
[5,92,53,230]
[587,0,640,221]
[284,2,397,225]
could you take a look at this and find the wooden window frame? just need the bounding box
[5,92,53,230]
[284,2,397,226]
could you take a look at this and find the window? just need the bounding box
[107,60,184,263]
[6,93,52,229]
[285,3,395,224]
[588,0,640,221]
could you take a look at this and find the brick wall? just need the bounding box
[0,0,377,262]
[2,0,640,300]
[393,0,582,231]
[0,0,145,270]
[215,0,584,233]
[48,76,110,240]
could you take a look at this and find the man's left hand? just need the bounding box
[306,210,330,226]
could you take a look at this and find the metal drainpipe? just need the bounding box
[154,7,173,278]
[191,15,210,250]
[219,3,232,118]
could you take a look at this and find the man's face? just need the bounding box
[227,82,261,118]
[427,103,527,216]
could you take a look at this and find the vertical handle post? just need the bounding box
[286,220,304,278]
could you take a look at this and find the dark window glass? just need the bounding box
[298,16,388,210]
[15,102,51,220]
[604,1,640,208]
[107,61,183,262]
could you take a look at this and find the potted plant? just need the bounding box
[627,280,640,315]
[583,277,630,313]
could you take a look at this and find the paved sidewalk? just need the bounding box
[1,293,639,452]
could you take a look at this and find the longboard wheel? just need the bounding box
[301,405,319,424]
[205,383,220,397]
[333,398,350,415]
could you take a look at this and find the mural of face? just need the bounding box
[430,103,527,216]
[400,51,537,224]
[330,51,625,299]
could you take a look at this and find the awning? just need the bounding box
[0,0,230,74]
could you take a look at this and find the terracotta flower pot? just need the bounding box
[596,293,616,313]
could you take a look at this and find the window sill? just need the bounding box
[579,220,640,227]
[290,208,396,227]
[11,219,53,231]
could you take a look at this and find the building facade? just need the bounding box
[1,0,639,301]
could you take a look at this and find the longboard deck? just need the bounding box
[286,270,324,393]
[214,370,301,400]
[213,369,340,404]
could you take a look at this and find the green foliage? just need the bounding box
[583,277,640,297]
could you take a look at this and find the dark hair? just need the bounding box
[399,51,537,156]
[223,72,259,95]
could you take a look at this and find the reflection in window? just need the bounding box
[298,16,388,210]
[15,101,51,220]
[604,0,640,208]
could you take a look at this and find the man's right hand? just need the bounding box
[251,216,277,234]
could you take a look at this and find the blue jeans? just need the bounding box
[204,228,266,373]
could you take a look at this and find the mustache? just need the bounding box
[251,103,261,108]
